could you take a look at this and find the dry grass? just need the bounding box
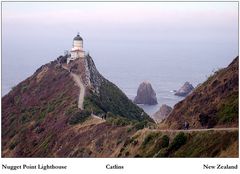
[36,66,49,83]
[71,115,105,132]
[219,140,238,157]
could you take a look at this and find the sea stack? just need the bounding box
[174,82,194,97]
[153,104,172,123]
[134,81,158,105]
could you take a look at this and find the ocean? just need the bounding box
[2,40,237,116]
[96,43,237,115]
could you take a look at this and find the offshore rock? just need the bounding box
[134,81,158,105]
[153,104,172,123]
[174,82,194,97]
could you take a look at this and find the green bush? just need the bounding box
[133,120,148,130]
[14,96,21,105]
[38,111,46,121]
[65,106,78,116]
[113,118,129,126]
[142,132,159,147]
[20,114,29,124]
[170,132,187,151]
[83,97,104,114]
[68,110,91,125]
[217,93,238,123]
[86,80,153,122]
[106,114,132,126]
[21,84,29,93]
[161,135,169,148]
[46,103,55,113]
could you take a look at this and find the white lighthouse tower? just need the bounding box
[67,33,85,64]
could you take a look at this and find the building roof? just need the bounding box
[74,33,83,41]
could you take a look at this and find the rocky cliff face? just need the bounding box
[166,57,239,129]
[2,55,153,157]
[153,104,172,123]
[134,81,158,105]
[174,82,194,97]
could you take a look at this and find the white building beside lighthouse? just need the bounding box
[67,33,85,64]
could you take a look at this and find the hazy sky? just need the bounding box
[2,2,238,95]
[3,2,238,55]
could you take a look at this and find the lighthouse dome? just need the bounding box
[74,34,83,41]
[68,33,85,63]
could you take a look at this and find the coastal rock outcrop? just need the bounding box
[134,81,158,105]
[153,104,172,123]
[174,82,194,97]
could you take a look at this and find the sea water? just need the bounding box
[2,40,237,116]
[94,42,237,115]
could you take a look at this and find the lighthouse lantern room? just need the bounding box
[67,33,85,64]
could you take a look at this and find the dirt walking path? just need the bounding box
[157,127,238,133]
[71,73,85,110]
[91,114,106,122]
[61,64,85,110]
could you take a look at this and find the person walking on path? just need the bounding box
[184,121,189,130]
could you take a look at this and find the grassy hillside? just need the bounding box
[2,56,153,157]
[117,128,238,157]
[2,56,238,157]
[2,61,80,157]
[84,79,153,122]
[166,57,238,129]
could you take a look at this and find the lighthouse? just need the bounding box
[67,33,85,64]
